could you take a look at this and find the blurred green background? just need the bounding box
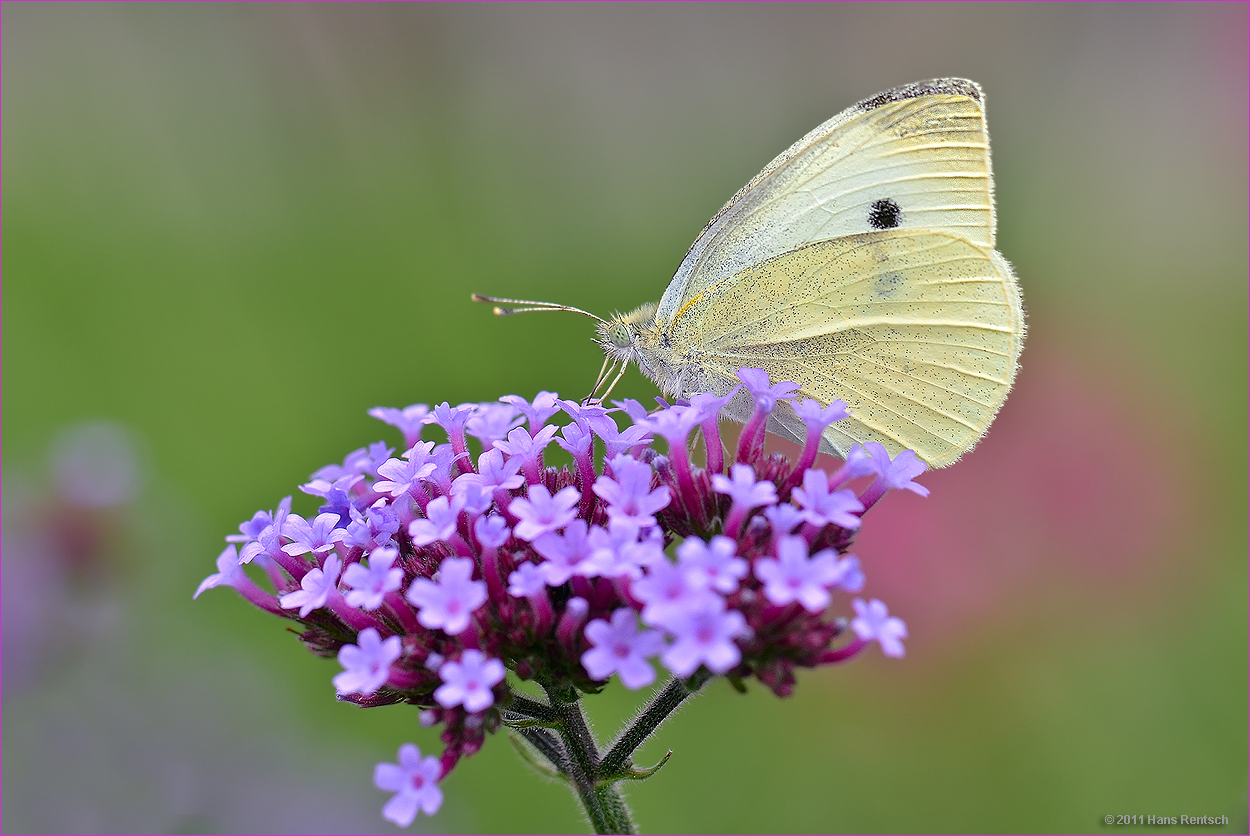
[4,3,1246,833]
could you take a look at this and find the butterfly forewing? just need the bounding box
[668,230,1023,467]
[657,79,995,327]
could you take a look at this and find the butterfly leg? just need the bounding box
[585,359,630,406]
[584,357,618,406]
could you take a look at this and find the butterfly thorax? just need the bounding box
[598,301,706,399]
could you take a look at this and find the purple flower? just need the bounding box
[306,442,392,491]
[687,388,739,474]
[509,484,580,541]
[343,500,402,551]
[454,447,525,494]
[429,402,475,436]
[493,424,559,483]
[532,519,597,586]
[753,536,844,613]
[677,535,747,594]
[374,446,437,498]
[831,555,865,593]
[465,402,522,448]
[687,388,738,425]
[473,513,511,549]
[507,563,555,635]
[408,493,467,547]
[857,444,930,510]
[712,464,777,511]
[762,504,805,536]
[851,598,908,658]
[369,403,432,450]
[792,398,849,431]
[227,503,282,544]
[593,455,671,529]
[406,557,487,636]
[617,529,667,575]
[555,420,594,458]
[334,627,402,696]
[611,398,651,424]
[196,544,245,595]
[281,512,348,558]
[633,558,721,629]
[791,469,863,529]
[456,481,494,517]
[583,520,661,579]
[318,483,356,518]
[581,608,665,689]
[786,398,852,481]
[194,544,282,614]
[342,547,404,610]
[661,599,750,677]
[736,367,800,413]
[422,444,463,496]
[560,399,620,438]
[831,445,879,487]
[867,445,929,494]
[501,391,562,433]
[507,561,548,598]
[435,649,505,712]
[238,497,294,569]
[640,404,701,447]
[374,743,443,825]
[593,420,653,459]
[712,463,777,536]
[363,440,397,474]
[279,554,342,617]
[735,367,800,462]
[207,369,935,825]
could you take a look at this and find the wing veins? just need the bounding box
[846,355,995,416]
[823,373,959,447]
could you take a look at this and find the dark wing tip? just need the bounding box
[854,78,983,113]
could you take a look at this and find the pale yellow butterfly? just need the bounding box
[476,78,1024,468]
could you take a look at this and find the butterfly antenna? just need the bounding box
[473,293,624,405]
[471,294,607,324]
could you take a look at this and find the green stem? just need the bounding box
[600,670,713,777]
[540,684,634,835]
[508,673,714,834]
[592,781,635,834]
[508,693,560,724]
[544,684,601,781]
[515,726,571,774]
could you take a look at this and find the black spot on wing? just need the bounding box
[873,271,905,298]
[868,198,902,230]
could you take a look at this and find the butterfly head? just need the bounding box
[597,302,657,367]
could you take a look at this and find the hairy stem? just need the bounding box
[600,670,713,777]
[511,673,715,834]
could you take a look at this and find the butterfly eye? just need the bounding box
[607,321,633,348]
[867,198,902,230]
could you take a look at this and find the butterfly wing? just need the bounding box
[664,230,1024,468]
[657,78,995,328]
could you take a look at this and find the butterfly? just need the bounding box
[476,78,1024,468]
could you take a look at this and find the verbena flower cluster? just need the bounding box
[197,367,922,828]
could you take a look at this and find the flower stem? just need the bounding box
[508,674,715,833]
[600,669,712,777]
[592,782,635,834]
